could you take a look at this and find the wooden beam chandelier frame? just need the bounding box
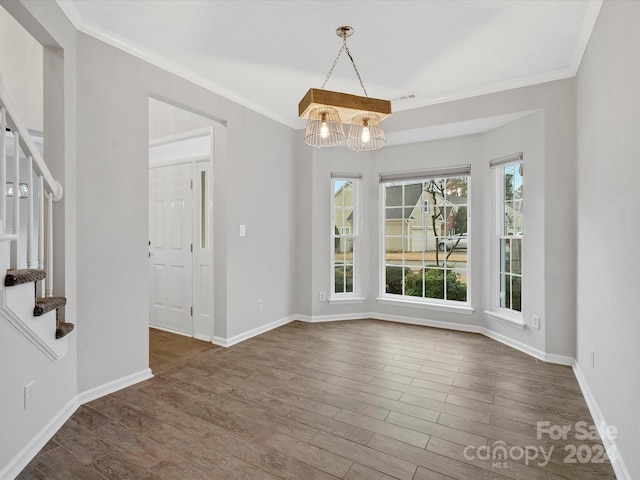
[298,26,392,151]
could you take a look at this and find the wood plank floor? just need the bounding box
[18,320,616,480]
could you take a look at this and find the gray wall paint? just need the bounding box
[576,1,640,477]
[0,6,43,132]
[148,98,214,140]
[75,31,298,388]
[301,80,575,360]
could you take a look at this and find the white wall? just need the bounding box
[0,6,43,132]
[576,1,640,478]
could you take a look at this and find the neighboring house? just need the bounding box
[383,183,467,252]
[333,181,354,254]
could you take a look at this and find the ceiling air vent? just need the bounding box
[391,93,417,102]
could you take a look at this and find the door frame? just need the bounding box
[149,127,214,340]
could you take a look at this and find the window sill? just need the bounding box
[376,297,474,315]
[328,297,366,305]
[483,310,525,329]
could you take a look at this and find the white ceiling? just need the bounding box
[57,0,602,133]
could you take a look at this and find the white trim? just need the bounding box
[148,155,210,169]
[1,368,153,480]
[480,327,572,366]
[212,315,296,348]
[372,312,481,333]
[149,127,213,148]
[193,333,211,342]
[571,1,604,73]
[0,288,67,362]
[297,312,573,366]
[77,368,154,405]
[0,397,79,480]
[376,297,474,315]
[328,297,366,305]
[298,312,367,324]
[149,324,192,337]
[573,361,631,480]
[483,310,526,329]
[391,66,577,116]
[55,1,294,128]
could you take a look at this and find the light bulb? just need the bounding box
[320,113,329,139]
[361,124,370,144]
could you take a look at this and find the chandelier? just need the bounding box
[298,26,391,152]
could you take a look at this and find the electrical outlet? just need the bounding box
[257,299,263,311]
[531,315,540,330]
[240,225,246,237]
[24,382,34,410]
[591,348,595,369]
[319,292,326,301]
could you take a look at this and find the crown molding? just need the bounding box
[54,0,297,129]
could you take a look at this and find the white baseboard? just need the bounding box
[573,362,631,480]
[193,333,211,342]
[0,397,79,480]
[296,312,575,366]
[212,314,297,348]
[297,312,365,323]
[77,368,154,405]
[371,312,483,334]
[149,324,192,337]
[1,368,154,480]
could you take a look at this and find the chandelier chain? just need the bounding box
[321,37,369,98]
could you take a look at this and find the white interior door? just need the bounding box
[149,163,193,335]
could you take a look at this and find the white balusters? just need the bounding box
[27,156,33,268]
[38,175,44,270]
[46,192,53,297]
[1,84,62,299]
[39,175,45,298]
[0,107,5,234]
[10,131,20,269]
[12,131,19,235]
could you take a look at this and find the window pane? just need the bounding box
[385,236,403,264]
[404,267,423,297]
[514,164,523,200]
[512,276,522,311]
[334,266,345,293]
[383,174,468,304]
[385,184,404,206]
[385,266,404,294]
[446,270,467,302]
[513,200,523,235]
[504,165,515,200]
[332,177,358,296]
[424,267,445,299]
[511,238,522,275]
[500,239,510,273]
[500,274,511,309]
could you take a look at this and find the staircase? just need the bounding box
[0,74,70,361]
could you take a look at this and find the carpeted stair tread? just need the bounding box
[56,322,74,339]
[34,296,66,316]
[5,269,46,287]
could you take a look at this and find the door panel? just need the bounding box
[149,163,193,335]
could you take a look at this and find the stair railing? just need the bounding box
[0,75,63,298]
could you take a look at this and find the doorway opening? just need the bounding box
[148,98,215,347]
